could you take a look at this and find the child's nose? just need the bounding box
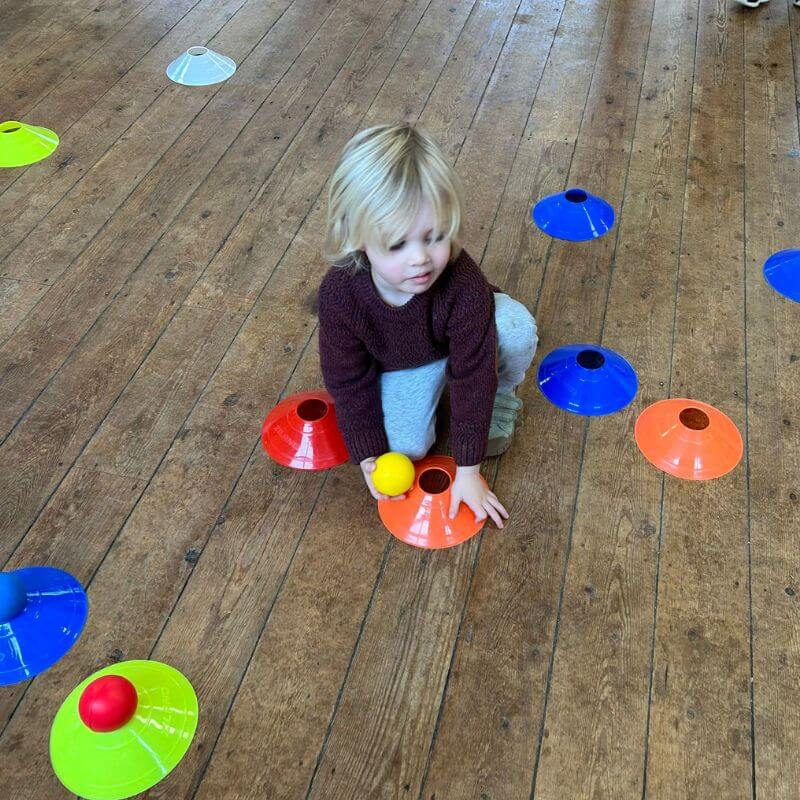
[409,244,429,265]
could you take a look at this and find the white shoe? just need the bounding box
[733,0,768,6]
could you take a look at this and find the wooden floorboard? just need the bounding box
[2,0,799,798]
[0,0,163,114]
[530,0,696,796]
[0,0,108,76]
[0,0,205,152]
[0,0,349,546]
[646,0,752,796]
[744,3,800,799]
[0,0,291,287]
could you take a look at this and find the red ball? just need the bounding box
[78,675,138,732]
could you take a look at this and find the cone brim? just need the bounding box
[378,456,486,549]
[261,390,349,471]
[0,567,87,686]
[166,48,236,86]
[537,344,638,415]
[50,660,198,800]
[635,399,743,480]
[0,121,59,168]
[532,189,615,241]
[763,248,800,302]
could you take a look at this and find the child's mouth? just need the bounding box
[409,271,431,284]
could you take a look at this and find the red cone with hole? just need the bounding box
[634,398,743,480]
[261,391,349,470]
[378,456,487,549]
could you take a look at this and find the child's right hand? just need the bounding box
[360,457,406,502]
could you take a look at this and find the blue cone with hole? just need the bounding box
[537,344,638,416]
[0,567,88,686]
[763,249,800,303]
[532,187,615,241]
[166,46,236,86]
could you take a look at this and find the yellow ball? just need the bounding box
[372,452,415,496]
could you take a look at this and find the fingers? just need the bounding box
[369,485,389,501]
[361,458,383,499]
[485,503,504,529]
[362,471,387,501]
[484,493,509,528]
[364,475,404,502]
[466,499,487,523]
[487,492,509,519]
[464,493,509,528]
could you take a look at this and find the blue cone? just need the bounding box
[532,188,615,241]
[763,249,800,302]
[537,344,638,416]
[0,568,88,686]
[166,46,236,86]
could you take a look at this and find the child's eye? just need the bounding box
[426,233,445,244]
[389,240,406,252]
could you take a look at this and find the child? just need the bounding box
[318,123,538,529]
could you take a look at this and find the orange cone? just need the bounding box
[378,456,486,549]
[261,391,349,471]
[635,399,743,481]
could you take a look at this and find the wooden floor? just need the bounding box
[1,0,799,797]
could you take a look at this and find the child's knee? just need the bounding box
[388,426,435,462]
[495,295,538,356]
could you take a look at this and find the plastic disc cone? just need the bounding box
[635,399,743,480]
[532,187,615,241]
[166,46,236,86]
[763,249,800,302]
[537,344,638,416]
[0,120,59,167]
[378,456,486,549]
[50,660,198,800]
[261,390,349,471]
[0,567,87,686]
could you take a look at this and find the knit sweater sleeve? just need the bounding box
[318,274,389,464]
[444,255,498,466]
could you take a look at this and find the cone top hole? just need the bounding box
[1,124,21,134]
[576,349,605,370]
[679,407,709,430]
[419,468,451,494]
[565,189,588,203]
[188,46,208,56]
[297,398,328,422]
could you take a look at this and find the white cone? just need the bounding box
[166,46,236,86]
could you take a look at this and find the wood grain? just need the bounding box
[531,0,697,796]
[645,1,752,797]
[1,0,799,797]
[743,3,800,798]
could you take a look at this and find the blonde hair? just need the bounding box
[324,123,463,269]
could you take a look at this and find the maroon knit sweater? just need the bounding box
[318,249,499,466]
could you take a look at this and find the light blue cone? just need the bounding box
[166,46,236,87]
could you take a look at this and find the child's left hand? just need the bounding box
[449,465,509,528]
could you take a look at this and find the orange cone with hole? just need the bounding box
[634,399,743,481]
[378,456,487,549]
[261,391,348,471]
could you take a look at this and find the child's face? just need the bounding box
[364,200,451,303]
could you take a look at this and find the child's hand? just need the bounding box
[449,465,508,528]
[360,457,406,502]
